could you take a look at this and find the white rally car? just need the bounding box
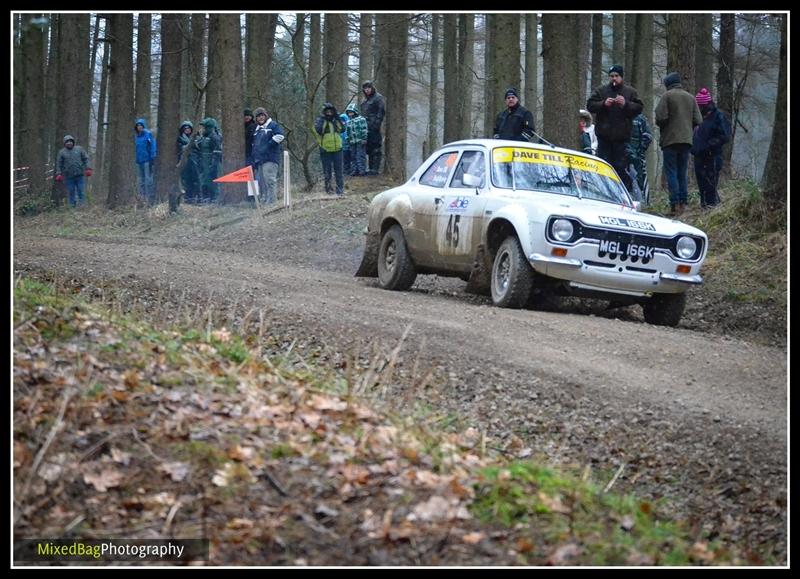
[356,139,707,326]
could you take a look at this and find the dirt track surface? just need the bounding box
[13,199,788,562]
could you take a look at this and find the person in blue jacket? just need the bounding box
[134,118,157,204]
[251,107,285,205]
[691,88,731,208]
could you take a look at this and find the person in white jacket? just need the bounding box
[579,110,598,156]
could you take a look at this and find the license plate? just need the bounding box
[598,239,655,259]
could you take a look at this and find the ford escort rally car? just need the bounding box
[355,139,708,326]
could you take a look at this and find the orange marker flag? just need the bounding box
[214,165,254,183]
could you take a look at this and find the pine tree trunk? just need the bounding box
[493,15,520,109]
[542,14,581,150]
[456,14,474,139]
[217,14,246,203]
[179,14,192,119]
[308,14,322,109]
[20,14,47,197]
[135,14,152,123]
[667,14,696,95]
[324,13,349,109]
[155,14,183,206]
[761,15,786,207]
[717,14,735,172]
[45,14,59,166]
[76,14,91,150]
[190,13,206,119]
[577,14,591,100]
[694,14,713,95]
[612,14,624,68]
[381,14,408,181]
[106,14,135,208]
[442,15,458,144]
[205,14,222,121]
[591,14,604,91]
[624,14,636,81]
[427,14,439,153]
[359,14,373,84]
[524,14,538,129]
[95,29,110,198]
[483,14,495,138]
[632,15,657,187]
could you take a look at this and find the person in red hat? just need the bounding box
[690,88,732,208]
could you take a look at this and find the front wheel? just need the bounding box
[491,236,534,308]
[642,292,687,327]
[377,224,417,290]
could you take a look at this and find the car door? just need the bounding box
[430,150,489,272]
[405,150,461,268]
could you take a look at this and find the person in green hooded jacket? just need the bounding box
[195,117,223,203]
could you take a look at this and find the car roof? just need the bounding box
[440,138,600,162]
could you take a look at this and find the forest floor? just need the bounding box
[13,176,787,566]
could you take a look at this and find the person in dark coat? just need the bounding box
[691,88,731,208]
[55,134,91,207]
[176,121,199,204]
[359,81,386,175]
[493,87,535,142]
[196,117,223,203]
[250,107,284,205]
[655,72,703,216]
[586,65,644,192]
[243,109,257,168]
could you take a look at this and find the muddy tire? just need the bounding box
[642,292,687,327]
[377,225,417,291]
[491,236,533,308]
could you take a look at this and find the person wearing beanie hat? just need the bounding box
[251,107,284,205]
[360,81,386,174]
[695,88,712,107]
[493,87,535,141]
[586,64,643,193]
[690,89,731,208]
[244,108,257,167]
[56,134,91,207]
[655,72,703,215]
[176,120,199,205]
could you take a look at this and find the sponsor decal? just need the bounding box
[598,216,656,231]
[446,196,470,213]
[492,147,620,181]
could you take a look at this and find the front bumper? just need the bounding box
[529,252,703,296]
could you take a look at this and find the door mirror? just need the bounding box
[462,173,481,187]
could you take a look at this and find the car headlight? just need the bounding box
[676,236,697,259]
[552,219,574,242]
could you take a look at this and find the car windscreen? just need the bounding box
[491,147,633,206]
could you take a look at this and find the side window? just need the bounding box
[419,152,459,188]
[450,151,486,188]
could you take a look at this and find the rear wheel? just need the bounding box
[642,292,687,327]
[491,236,533,308]
[377,224,417,290]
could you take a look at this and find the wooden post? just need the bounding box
[283,150,291,208]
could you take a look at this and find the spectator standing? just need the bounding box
[578,109,598,155]
[244,109,257,167]
[315,102,346,196]
[586,65,644,192]
[691,88,731,209]
[345,104,368,176]
[134,118,157,204]
[626,113,653,203]
[196,117,223,203]
[339,110,351,176]
[655,72,703,216]
[493,87,536,142]
[360,81,386,175]
[176,121,199,204]
[250,107,284,205]
[55,134,91,208]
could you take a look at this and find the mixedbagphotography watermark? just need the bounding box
[15,539,209,562]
